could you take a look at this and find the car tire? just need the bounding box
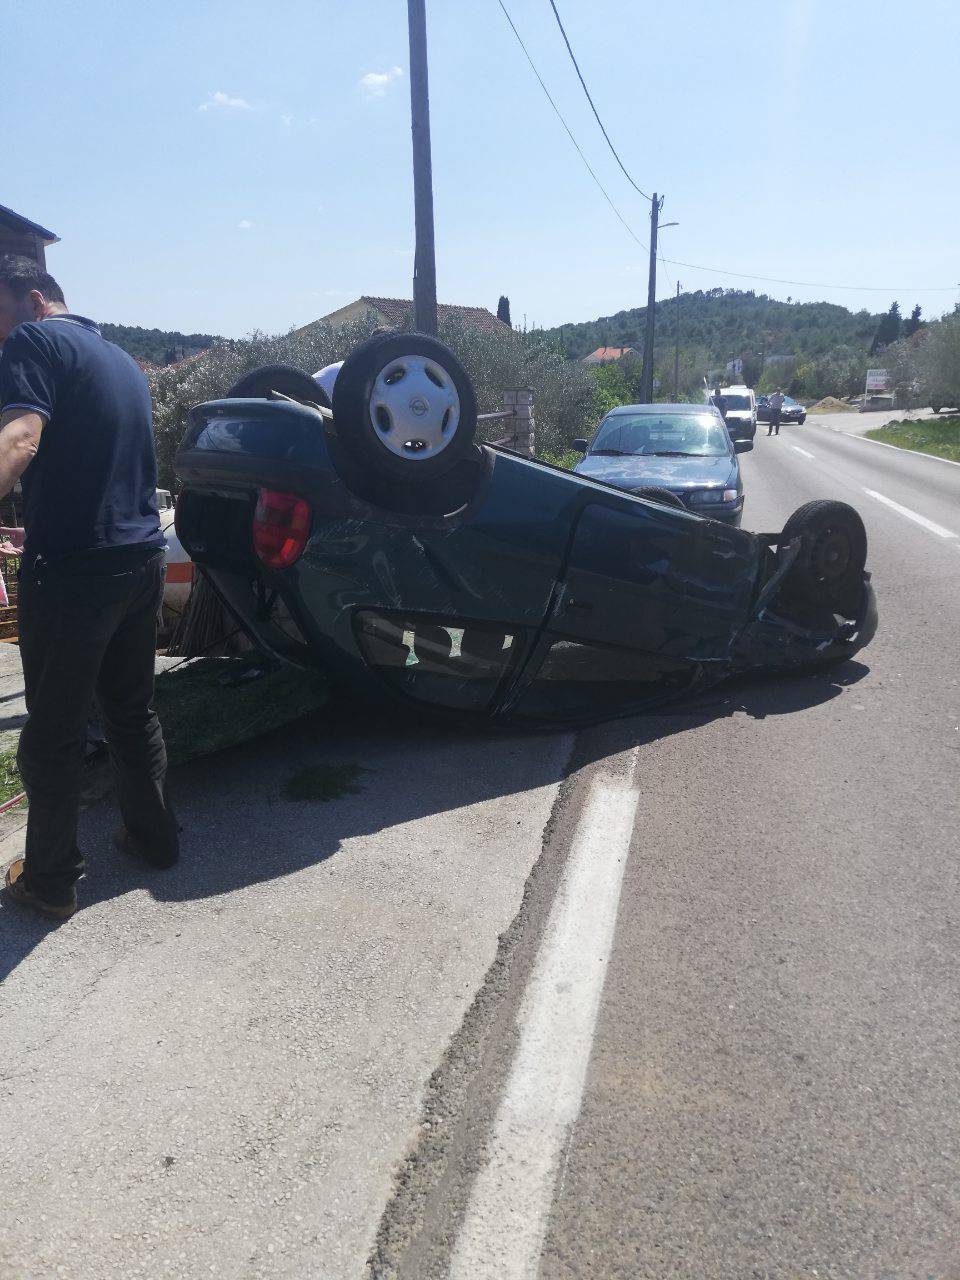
[227,364,325,405]
[332,333,477,482]
[632,487,687,511]
[778,499,867,613]
[798,415,806,425]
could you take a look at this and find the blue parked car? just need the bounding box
[174,334,876,726]
[572,403,748,526]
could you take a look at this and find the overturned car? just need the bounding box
[174,333,876,726]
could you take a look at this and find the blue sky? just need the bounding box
[5,0,958,337]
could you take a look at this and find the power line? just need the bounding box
[496,0,647,252]
[657,257,956,293]
[546,0,651,200]
[499,0,953,298]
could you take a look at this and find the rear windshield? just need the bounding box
[721,394,751,411]
[590,413,731,458]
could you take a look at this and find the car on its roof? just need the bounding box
[571,403,748,527]
[173,334,876,727]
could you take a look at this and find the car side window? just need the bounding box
[354,611,520,712]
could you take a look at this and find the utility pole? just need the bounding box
[673,281,681,400]
[407,0,438,335]
[639,194,660,402]
[639,196,677,402]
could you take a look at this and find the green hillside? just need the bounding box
[538,289,904,401]
[99,323,219,366]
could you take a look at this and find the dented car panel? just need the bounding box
[175,397,876,726]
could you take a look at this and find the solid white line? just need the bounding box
[791,445,815,459]
[448,772,640,1280]
[812,424,960,468]
[862,488,958,538]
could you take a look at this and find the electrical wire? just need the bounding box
[656,257,956,293]
[546,0,651,200]
[496,0,647,252]
[500,0,953,296]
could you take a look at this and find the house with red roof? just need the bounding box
[301,295,510,336]
[580,346,637,365]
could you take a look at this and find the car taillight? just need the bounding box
[252,490,311,568]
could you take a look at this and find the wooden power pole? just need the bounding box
[407,0,438,335]
[673,281,682,400]
[640,193,661,402]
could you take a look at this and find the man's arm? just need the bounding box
[0,408,44,500]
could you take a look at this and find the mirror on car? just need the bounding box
[572,438,589,452]
[734,439,754,453]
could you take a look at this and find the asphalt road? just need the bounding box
[804,405,939,437]
[373,422,960,1279]
[537,424,960,1279]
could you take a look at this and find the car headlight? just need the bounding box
[688,488,739,505]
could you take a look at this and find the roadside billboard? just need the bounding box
[865,368,889,392]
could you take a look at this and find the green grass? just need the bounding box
[865,416,960,464]
[0,749,23,806]
[153,657,331,766]
[281,763,369,803]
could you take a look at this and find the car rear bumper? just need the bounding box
[725,421,756,440]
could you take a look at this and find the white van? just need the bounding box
[715,385,756,441]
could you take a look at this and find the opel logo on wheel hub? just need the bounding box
[409,395,429,418]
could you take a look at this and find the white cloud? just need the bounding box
[238,219,254,230]
[199,90,253,113]
[280,114,293,127]
[359,66,403,99]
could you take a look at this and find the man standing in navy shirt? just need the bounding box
[0,255,178,920]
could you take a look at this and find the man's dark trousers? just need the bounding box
[767,410,781,435]
[17,549,178,904]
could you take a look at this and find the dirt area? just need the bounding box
[807,396,858,414]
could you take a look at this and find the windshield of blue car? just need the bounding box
[590,414,730,458]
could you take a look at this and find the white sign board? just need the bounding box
[865,368,888,392]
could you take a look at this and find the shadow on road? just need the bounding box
[0,660,870,983]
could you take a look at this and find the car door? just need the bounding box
[506,494,761,722]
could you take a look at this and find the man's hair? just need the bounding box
[0,255,66,304]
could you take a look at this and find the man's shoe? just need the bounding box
[113,827,178,870]
[3,859,77,921]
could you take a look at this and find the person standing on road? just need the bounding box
[767,388,785,436]
[0,255,179,922]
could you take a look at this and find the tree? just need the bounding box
[497,295,512,328]
[916,314,960,405]
[903,304,922,338]
[870,301,902,354]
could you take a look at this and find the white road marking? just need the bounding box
[448,770,640,1280]
[862,488,958,539]
[791,445,815,459]
[839,430,960,469]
